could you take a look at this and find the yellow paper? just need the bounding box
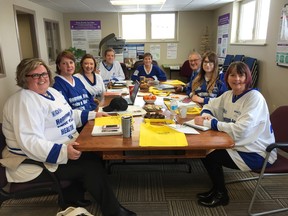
[164,101,202,115]
[162,80,186,86]
[139,123,188,147]
[148,86,171,96]
[94,116,121,126]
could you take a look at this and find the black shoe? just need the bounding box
[118,205,137,216]
[198,191,229,207]
[196,188,216,200]
[70,199,92,207]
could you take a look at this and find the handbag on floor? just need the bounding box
[56,207,93,216]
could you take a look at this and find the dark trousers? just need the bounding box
[201,149,239,193]
[35,153,120,216]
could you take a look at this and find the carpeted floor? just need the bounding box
[1,159,288,216]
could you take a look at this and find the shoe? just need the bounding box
[198,191,229,207]
[196,188,216,199]
[118,205,137,216]
[70,199,92,207]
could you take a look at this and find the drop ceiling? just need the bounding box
[28,0,235,13]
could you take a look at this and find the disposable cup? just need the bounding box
[179,106,187,118]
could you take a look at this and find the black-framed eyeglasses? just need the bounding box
[25,72,49,79]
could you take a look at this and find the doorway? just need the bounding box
[14,6,39,59]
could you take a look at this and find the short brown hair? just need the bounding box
[55,50,76,74]
[16,58,53,89]
[224,61,252,91]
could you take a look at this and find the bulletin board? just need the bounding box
[276,4,288,67]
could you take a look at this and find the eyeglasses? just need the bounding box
[203,61,214,66]
[25,72,49,79]
[189,59,200,62]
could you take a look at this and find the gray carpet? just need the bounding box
[1,159,288,216]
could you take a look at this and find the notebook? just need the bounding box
[123,80,140,105]
[183,119,210,131]
[91,116,123,136]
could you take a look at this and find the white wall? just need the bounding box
[213,0,288,113]
[63,11,215,66]
[0,0,65,122]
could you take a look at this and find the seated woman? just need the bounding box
[131,52,167,82]
[194,61,277,208]
[1,58,136,216]
[74,54,106,104]
[98,48,125,84]
[53,51,102,131]
[186,51,227,105]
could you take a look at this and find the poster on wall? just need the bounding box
[167,43,177,59]
[276,5,288,67]
[217,13,230,60]
[150,44,161,60]
[123,44,145,67]
[70,20,101,56]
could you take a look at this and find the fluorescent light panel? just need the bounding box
[110,0,166,5]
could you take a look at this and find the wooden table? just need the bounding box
[75,93,234,161]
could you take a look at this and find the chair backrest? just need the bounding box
[233,54,245,62]
[222,54,234,73]
[270,106,288,152]
[243,57,258,87]
[179,60,192,78]
[120,62,129,80]
[133,60,158,70]
[0,123,8,188]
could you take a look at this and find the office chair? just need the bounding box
[133,60,158,70]
[179,60,192,82]
[221,54,234,73]
[243,57,258,88]
[120,62,129,80]
[226,106,288,216]
[0,123,68,208]
[233,54,245,62]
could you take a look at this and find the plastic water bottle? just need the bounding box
[170,99,178,118]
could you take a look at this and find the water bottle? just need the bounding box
[170,99,178,118]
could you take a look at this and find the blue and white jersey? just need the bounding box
[53,75,97,112]
[2,87,85,182]
[201,89,277,171]
[131,64,167,81]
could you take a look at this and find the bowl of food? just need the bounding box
[143,94,157,104]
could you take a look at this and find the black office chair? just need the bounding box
[133,60,158,70]
[120,62,129,80]
[226,106,288,216]
[0,123,69,209]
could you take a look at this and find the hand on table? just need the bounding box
[96,112,110,118]
[67,142,82,160]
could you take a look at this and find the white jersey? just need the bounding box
[2,87,83,182]
[202,89,276,171]
[74,72,105,101]
[99,60,125,83]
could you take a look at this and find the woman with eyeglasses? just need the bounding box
[186,51,227,105]
[1,58,137,216]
